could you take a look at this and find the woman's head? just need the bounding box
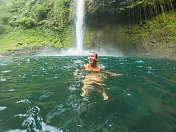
[88,52,98,64]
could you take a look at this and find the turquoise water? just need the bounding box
[0,56,176,132]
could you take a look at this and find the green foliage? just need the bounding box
[0,24,73,52]
[0,0,74,52]
[0,13,11,34]
[4,0,74,30]
[32,3,49,21]
[86,0,176,25]
[9,0,26,13]
[17,17,36,29]
[0,0,12,34]
[0,25,8,35]
[0,0,176,53]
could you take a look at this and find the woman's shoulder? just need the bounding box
[99,66,104,71]
[82,64,88,69]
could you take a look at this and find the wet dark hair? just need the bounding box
[90,52,98,59]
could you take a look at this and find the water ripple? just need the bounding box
[1,70,12,73]
[16,99,31,104]
[0,76,6,81]
[7,129,26,132]
[0,106,7,111]
[39,92,54,99]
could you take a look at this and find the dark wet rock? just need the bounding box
[1,45,61,57]
[42,44,47,47]
[18,43,23,45]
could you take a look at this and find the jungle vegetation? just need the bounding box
[0,0,176,58]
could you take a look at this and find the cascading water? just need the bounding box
[75,0,85,52]
[56,0,89,56]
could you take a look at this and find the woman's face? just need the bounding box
[88,52,98,64]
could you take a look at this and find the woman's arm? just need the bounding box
[74,65,86,76]
[101,68,122,76]
[104,70,118,76]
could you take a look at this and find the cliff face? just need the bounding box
[84,0,176,59]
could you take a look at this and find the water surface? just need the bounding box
[0,56,176,132]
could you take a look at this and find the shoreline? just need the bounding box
[0,45,175,61]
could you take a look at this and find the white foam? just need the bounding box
[0,106,7,111]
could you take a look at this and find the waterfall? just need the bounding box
[75,0,85,52]
[44,0,123,56]
[57,0,89,56]
[61,0,89,56]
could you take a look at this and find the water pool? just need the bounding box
[0,56,176,132]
